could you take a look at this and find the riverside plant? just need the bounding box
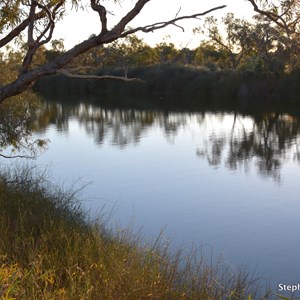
[0,165,274,299]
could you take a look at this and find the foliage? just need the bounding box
[194,12,294,73]
[0,0,25,32]
[0,47,22,84]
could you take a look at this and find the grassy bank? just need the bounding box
[0,167,271,299]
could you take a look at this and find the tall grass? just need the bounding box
[0,166,272,299]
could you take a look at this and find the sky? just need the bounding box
[54,0,256,50]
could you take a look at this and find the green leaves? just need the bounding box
[0,0,24,32]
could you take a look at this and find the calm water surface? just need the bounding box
[34,99,300,289]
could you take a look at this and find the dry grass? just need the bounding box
[0,166,273,299]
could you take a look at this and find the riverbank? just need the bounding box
[36,66,300,111]
[0,166,271,299]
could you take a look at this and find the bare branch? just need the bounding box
[91,0,108,33]
[28,1,37,47]
[247,0,293,34]
[0,153,35,159]
[173,23,185,32]
[0,2,57,48]
[113,0,151,35]
[120,5,227,37]
[57,69,145,83]
[175,7,182,19]
[34,0,59,45]
[21,0,61,75]
[21,1,38,74]
[0,20,30,48]
[173,8,185,32]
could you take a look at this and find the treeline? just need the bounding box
[36,65,300,109]
[4,10,300,108]
[33,11,300,105]
[3,11,300,78]
[41,12,300,75]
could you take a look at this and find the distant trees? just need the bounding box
[25,9,300,76]
[100,35,158,74]
[85,8,300,75]
[193,8,300,74]
[0,0,225,103]
[247,0,300,71]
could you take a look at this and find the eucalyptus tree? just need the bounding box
[101,34,158,73]
[195,14,240,69]
[154,40,178,65]
[196,12,289,73]
[247,0,300,70]
[0,0,226,103]
[247,0,300,35]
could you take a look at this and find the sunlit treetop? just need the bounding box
[0,0,85,35]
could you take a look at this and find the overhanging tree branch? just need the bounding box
[20,0,62,75]
[0,2,60,48]
[247,0,299,35]
[91,0,108,33]
[57,69,145,82]
[113,0,151,35]
[120,5,226,37]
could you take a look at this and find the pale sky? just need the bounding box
[54,0,255,50]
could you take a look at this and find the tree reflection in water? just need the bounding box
[0,93,48,159]
[197,112,300,182]
[36,100,300,181]
[37,102,199,149]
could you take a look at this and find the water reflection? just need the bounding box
[197,113,300,181]
[38,102,201,148]
[0,93,47,159]
[36,100,300,181]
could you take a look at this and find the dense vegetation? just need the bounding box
[36,64,300,113]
